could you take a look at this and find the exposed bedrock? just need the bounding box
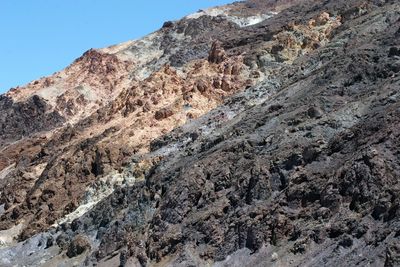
[0,0,399,266]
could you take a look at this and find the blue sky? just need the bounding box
[0,0,234,94]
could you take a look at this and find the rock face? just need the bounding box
[0,94,65,146]
[0,0,400,266]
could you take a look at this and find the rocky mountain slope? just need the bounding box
[0,0,399,266]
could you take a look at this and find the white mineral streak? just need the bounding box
[186,6,276,27]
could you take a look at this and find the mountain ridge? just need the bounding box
[1,0,400,266]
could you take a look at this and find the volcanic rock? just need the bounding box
[0,0,399,266]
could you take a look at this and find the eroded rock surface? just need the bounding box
[0,0,399,266]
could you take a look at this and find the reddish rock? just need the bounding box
[155,108,174,120]
[208,41,226,64]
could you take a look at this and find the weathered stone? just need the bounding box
[66,235,91,258]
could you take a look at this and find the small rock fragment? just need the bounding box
[66,235,91,258]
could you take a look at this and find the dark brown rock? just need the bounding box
[155,108,174,120]
[66,235,91,258]
[208,41,226,64]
